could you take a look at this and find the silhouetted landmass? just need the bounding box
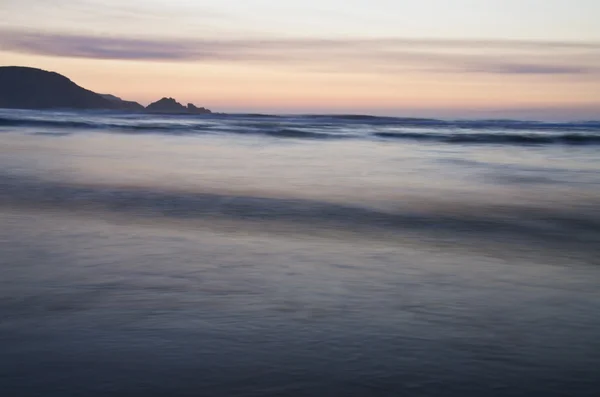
[99,94,121,102]
[99,94,145,111]
[146,97,186,113]
[0,66,211,114]
[0,66,143,110]
[146,97,212,114]
[187,103,211,114]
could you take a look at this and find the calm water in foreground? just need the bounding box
[1,110,600,396]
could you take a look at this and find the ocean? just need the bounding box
[1,109,600,396]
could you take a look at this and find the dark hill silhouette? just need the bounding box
[146,97,212,114]
[99,93,145,111]
[146,97,187,113]
[187,103,211,114]
[0,66,145,110]
[0,66,212,114]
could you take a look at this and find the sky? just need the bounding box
[1,0,599,119]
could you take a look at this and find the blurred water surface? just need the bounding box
[1,110,600,396]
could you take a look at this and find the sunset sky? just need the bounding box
[1,0,599,119]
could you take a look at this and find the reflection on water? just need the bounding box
[1,112,600,396]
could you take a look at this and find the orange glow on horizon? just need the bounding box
[3,51,599,118]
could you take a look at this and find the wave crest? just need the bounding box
[2,112,600,145]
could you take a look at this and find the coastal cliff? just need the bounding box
[146,97,212,114]
[0,66,211,114]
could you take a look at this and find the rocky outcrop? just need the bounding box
[187,103,211,114]
[146,97,187,113]
[146,97,212,114]
[0,66,143,111]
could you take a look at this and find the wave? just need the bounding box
[2,113,600,145]
[374,132,600,145]
[1,175,599,253]
[0,117,99,129]
[236,127,346,139]
[0,116,201,132]
[299,115,600,130]
[0,116,344,139]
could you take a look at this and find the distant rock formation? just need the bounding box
[0,66,211,114]
[187,103,211,114]
[100,94,145,111]
[146,97,186,113]
[0,66,144,111]
[146,97,212,114]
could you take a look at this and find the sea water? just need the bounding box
[1,109,600,396]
